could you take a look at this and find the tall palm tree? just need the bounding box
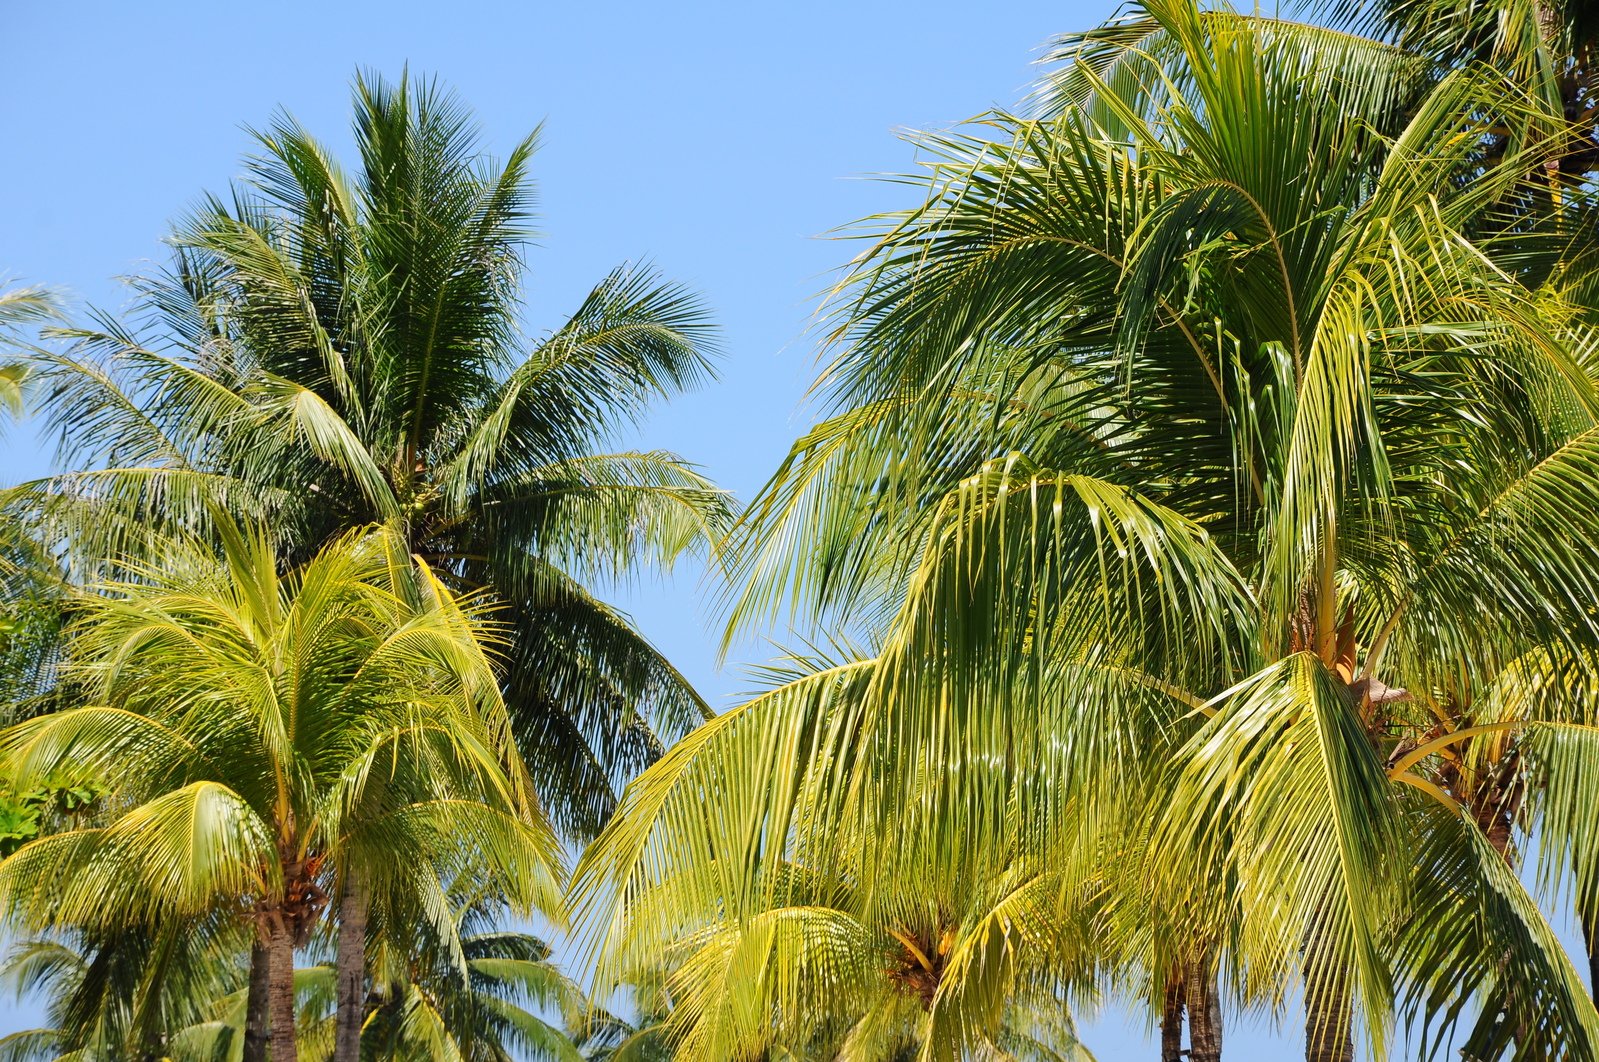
[278,880,590,1062]
[575,2,1599,1058]
[18,71,731,844]
[10,76,725,1062]
[1041,0,1599,1033]
[0,522,561,1062]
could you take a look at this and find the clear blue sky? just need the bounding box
[0,2,1478,1056]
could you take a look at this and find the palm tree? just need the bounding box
[1040,0,1599,1033]
[575,1,1599,1058]
[0,521,561,1062]
[581,649,1102,1061]
[274,878,591,1062]
[354,919,584,1061]
[1,882,594,1062]
[1037,0,1599,1051]
[0,919,251,1062]
[656,876,1100,1061]
[11,74,724,1062]
[19,71,730,845]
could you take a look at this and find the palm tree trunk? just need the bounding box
[333,869,369,1062]
[266,915,299,1062]
[1161,975,1185,1062]
[244,937,272,1062]
[1304,964,1354,1062]
[1187,969,1223,1062]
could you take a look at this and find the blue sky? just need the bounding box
[0,2,1470,1056]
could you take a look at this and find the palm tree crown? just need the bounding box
[575,2,1599,1058]
[22,71,732,839]
[0,522,561,1062]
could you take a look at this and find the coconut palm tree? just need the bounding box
[17,71,730,845]
[575,2,1599,1058]
[651,865,1101,1061]
[10,75,724,1062]
[1,882,594,1062]
[579,647,1104,1061]
[1037,0,1599,1035]
[0,919,251,1062]
[351,920,584,1062]
[0,521,562,1062]
[276,879,590,1062]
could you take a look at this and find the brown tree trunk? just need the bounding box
[244,937,272,1062]
[1187,969,1223,1062]
[333,869,369,1062]
[1161,975,1185,1062]
[1304,964,1354,1062]
[266,915,299,1062]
